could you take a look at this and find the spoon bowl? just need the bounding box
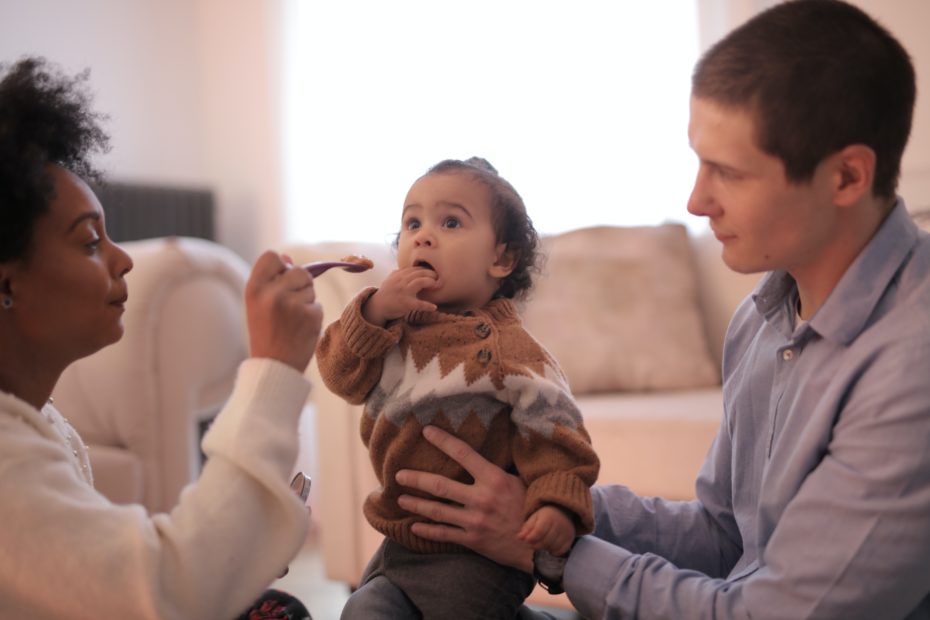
[303,260,372,277]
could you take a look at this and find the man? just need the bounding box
[392,1,930,618]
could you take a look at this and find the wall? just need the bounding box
[1,0,928,261]
[856,0,930,209]
[0,0,208,183]
[0,0,284,260]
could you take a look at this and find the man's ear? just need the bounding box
[489,243,516,279]
[832,144,876,207]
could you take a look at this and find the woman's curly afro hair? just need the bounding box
[0,56,110,262]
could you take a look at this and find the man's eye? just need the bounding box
[443,217,460,229]
[716,166,741,181]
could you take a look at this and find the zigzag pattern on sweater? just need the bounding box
[364,347,583,439]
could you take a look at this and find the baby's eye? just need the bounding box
[404,218,421,231]
[443,216,460,229]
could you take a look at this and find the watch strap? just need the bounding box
[532,537,580,595]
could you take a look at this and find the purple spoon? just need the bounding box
[303,259,373,277]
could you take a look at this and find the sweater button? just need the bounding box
[476,348,492,364]
[475,323,491,338]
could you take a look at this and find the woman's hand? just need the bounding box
[395,426,534,573]
[362,266,438,326]
[245,251,323,372]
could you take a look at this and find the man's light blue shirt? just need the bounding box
[564,200,930,619]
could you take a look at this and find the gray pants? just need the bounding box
[341,538,539,620]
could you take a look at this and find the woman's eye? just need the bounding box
[85,236,101,251]
[443,217,460,229]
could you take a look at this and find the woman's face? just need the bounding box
[2,165,133,366]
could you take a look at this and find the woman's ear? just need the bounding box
[489,243,516,279]
[832,144,876,207]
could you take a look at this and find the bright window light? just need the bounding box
[283,1,701,245]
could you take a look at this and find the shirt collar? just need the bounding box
[752,198,918,345]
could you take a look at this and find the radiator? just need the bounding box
[92,182,216,242]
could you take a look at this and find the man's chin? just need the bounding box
[721,249,767,275]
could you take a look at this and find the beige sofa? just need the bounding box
[52,236,250,513]
[284,223,760,610]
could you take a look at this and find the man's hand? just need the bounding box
[362,266,439,326]
[395,426,534,573]
[245,252,323,372]
[519,505,575,555]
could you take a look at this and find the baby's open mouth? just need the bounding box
[414,260,435,271]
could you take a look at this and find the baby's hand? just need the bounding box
[518,505,575,555]
[362,266,439,325]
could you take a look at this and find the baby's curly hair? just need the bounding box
[0,56,110,262]
[422,157,541,300]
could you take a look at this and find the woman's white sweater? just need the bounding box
[0,358,311,619]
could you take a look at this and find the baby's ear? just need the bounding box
[489,243,516,278]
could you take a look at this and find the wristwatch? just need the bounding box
[532,538,580,595]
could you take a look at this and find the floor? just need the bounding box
[271,527,352,619]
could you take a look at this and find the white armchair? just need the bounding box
[52,236,250,513]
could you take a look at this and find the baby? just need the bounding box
[316,157,600,619]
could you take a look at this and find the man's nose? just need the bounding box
[687,166,718,217]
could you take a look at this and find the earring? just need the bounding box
[2,295,12,309]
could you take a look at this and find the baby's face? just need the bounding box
[397,172,512,311]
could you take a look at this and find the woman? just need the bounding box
[0,56,322,619]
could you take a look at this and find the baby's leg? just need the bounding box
[341,575,419,620]
[385,539,535,619]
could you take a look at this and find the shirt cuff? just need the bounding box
[564,535,634,618]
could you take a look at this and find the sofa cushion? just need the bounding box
[520,224,719,394]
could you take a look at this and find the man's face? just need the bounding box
[687,96,838,277]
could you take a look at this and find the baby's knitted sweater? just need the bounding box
[316,288,600,553]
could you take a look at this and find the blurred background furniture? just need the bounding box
[53,236,250,513]
[284,223,761,610]
[91,182,216,243]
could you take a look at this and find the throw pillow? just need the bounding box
[520,224,719,394]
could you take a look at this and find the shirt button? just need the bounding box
[476,348,492,364]
[782,349,795,361]
[475,323,491,338]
